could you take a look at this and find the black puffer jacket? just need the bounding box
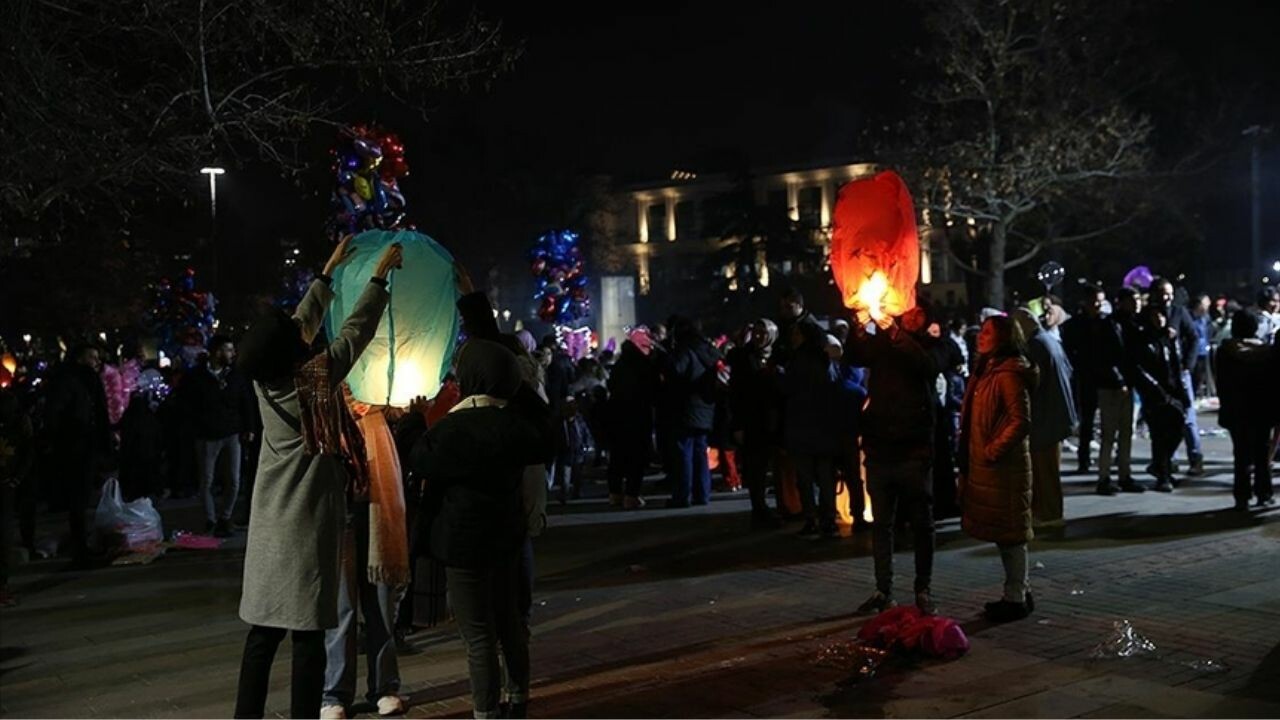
[606,341,658,446]
[1062,314,1126,388]
[411,386,551,568]
[182,364,255,439]
[669,337,723,433]
[1127,333,1188,411]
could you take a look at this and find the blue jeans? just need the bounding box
[673,433,712,505]
[196,434,241,524]
[323,507,403,708]
[1178,371,1203,462]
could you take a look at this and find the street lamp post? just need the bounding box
[1241,127,1269,284]
[200,167,226,297]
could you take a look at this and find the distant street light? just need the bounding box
[200,167,226,298]
[200,167,226,220]
[1242,126,1270,284]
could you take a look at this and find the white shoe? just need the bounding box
[377,695,407,716]
[320,705,347,720]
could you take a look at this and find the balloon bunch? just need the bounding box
[144,268,217,362]
[530,230,590,323]
[134,368,171,411]
[330,125,410,236]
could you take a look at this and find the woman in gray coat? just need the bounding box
[232,237,401,720]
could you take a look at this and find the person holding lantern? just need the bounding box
[319,387,410,719]
[845,308,941,616]
[232,236,400,720]
[828,168,938,612]
[958,314,1037,623]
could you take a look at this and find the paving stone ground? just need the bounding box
[2,427,1278,719]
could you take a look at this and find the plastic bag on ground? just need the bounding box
[1091,620,1157,659]
[94,477,164,552]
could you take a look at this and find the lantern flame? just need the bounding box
[852,270,893,321]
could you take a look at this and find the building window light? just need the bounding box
[670,170,698,181]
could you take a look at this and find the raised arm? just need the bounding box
[327,243,401,388]
[294,234,356,343]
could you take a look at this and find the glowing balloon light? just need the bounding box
[830,170,920,319]
[327,229,459,407]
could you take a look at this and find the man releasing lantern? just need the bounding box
[830,170,921,325]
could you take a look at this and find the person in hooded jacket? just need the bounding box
[451,273,551,644]
[727,319,785,527]
[606,327,658,509]
[1126,305,1189,493]
[666,317,723,508]
[1013,308,1076,529]
[959,314,1037,623]
[1214,309,1278,510]
[410,339,551,720]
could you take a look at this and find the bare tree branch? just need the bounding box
[1006,215,1137,269]
[1,0,520,242]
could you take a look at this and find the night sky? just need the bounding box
[417,0,1278,273]
[172,1,1280,320]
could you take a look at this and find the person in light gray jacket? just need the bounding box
[232,237,400,720]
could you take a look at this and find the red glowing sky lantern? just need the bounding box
[829,170,920,322]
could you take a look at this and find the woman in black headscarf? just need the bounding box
[410,339,551,719]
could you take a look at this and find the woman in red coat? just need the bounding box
[959,314,1037,622]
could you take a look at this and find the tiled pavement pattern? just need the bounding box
[2,432,1278,718]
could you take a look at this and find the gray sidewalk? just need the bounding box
[2,432,1278,718]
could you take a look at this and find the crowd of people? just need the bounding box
[1,243,1278,716]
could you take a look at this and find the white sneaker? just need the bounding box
[320,705,347,720]
[377,695,407,716]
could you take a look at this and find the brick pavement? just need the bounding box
[2,433,1278,718]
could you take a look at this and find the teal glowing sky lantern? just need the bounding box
[327,229,459,406]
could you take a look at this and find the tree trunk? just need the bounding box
[985,222,1008,308]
